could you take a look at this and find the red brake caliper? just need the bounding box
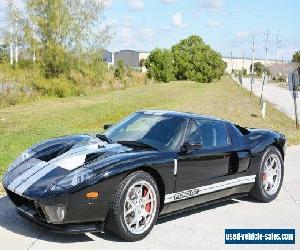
[143,187,151,213]
[262,172,267,181]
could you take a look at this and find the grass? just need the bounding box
[1,76,299,184]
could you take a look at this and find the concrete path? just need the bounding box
[238,77,300,120]
[0,146,299,250]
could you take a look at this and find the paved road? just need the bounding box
[239,77,300,120]
[0,146,299,250]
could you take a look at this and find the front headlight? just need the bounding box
[51,167,95,191]
[7,149,35,172]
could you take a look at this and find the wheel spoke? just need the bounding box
[129,217,138,227]
[126,198,135,208]
[125,207,135,216]
[143,198,153,205]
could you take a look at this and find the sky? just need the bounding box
[1,0,299,61]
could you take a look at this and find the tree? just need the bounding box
[145,48,174,83]
[251,62,266,76]
[25,0,110,77]
[139,58,146,67]
[171,35,225,83]
[114,60,125,81]
[292,51,300,64]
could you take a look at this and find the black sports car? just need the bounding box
[2,110,286,241]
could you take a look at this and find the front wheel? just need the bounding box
[249,146,284,203]
[106,171,160,241]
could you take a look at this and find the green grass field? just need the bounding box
[1,76,299,181]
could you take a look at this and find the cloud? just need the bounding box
[103,0,113,8]
[199,0,223,10]
[140,27,155,40]
[128,0,144,11]
[236,31,250,39]
[171,12,188,28]
[161,0,177,4]
[206,19,220,27]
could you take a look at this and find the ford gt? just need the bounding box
[2,110,286,241]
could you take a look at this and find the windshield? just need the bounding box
[103,112,187,150]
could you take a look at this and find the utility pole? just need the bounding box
[260,29,270,106]
[276,31,281,64]
[230,51,233,74]
[250,32,255,96]
[242,53,245,76]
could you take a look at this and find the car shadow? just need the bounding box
[0,195,246,243]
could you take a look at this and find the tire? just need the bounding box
[105,171,160,241]
[249,146,284,203]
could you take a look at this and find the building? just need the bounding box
[222,56,288,74]
[114,50,150,68]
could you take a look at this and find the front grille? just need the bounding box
[5,188,47,221]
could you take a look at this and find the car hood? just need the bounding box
[3,134,150,197]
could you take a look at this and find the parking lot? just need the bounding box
[0,146,299,250]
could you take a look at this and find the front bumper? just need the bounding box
[17,205,104,234]
[5,187,109,234]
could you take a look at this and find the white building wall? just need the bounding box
[223,57,286,74]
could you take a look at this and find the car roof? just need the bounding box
[138,109,225,122]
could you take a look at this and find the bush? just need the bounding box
[0,50,8,63]
[31,78,82,98]
[250,62,266,77]
[42,43,71,78]
[172,35,226,83]
[114,60,126,81]
[292,51,300,63]
[145,48,174,83]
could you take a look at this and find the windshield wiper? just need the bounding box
[117,140,158,150]
[96,134,112,143]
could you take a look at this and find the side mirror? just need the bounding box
[181,141,202,153]
[103,124,113,130]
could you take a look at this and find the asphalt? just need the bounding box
[0,146,299,250]
[238,77,300,120]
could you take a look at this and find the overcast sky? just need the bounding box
[1,0,299,61]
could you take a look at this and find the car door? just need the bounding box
[175,118,233,192]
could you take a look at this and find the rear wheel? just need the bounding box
[106,171,160,241]
[249,146,284,202]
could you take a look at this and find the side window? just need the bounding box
[196,120,231,148]
[185,120,202,143]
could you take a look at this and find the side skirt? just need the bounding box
[158,192,248,221]
[160,183,253,215]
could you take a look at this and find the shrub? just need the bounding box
[172,35,226,83]
[31,78,82,98]
[250,62,266,77]
[145,48,174,83]
[0,50,8,63]
[292,51,300,63]
[114,60,126,81]
[42,43,71,78]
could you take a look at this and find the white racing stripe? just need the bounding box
[14,164,57,195]
[164,175,256,204]
[7,160,48,191]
